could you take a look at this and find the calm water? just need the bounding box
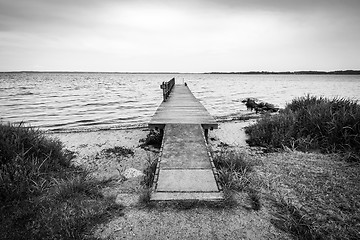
[1,73,359,132]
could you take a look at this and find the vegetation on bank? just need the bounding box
[245,95,360,161]
[139,129,163,149]
[0,122,122,240]
[212,148,261,210]
[242,95,360,239]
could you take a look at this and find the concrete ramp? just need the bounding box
[151,124,223,201]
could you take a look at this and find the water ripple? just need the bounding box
[0,73,359,132]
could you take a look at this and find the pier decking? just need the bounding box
[148,82,218,130]
[149,79,223,201]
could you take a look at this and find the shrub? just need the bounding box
[246,95,360,160]
[245,110,297,149]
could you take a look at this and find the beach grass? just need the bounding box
[244,95,360,238]
[213,149,252,191]
[0,122,122,239]
[212,148,262,210]
[0,122,70,202]
[245,95,360,161]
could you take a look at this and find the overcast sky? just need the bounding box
[1,0,359,72]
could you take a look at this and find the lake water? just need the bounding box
[1,73,359,132]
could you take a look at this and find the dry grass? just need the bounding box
[253,150,360,240]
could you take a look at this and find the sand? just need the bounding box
[49,121,291,240]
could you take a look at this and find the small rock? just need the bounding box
[123,168,144,179]
[115,193,138,207]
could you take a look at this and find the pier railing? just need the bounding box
[160,78,175,102]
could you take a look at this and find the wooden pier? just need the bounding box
[149,78,223,201]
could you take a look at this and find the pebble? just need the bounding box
[123,168,144,179]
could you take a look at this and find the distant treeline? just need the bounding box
[2,70,360,75]
[206,70,360,75]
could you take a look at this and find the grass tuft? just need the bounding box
[138,153,158,205]
[213,149,253,191]
[101,146,134,157]
[51,173,102,201]
[212,148,261,210]
[141,153,158,188]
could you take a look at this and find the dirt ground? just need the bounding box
[50,120,356,239]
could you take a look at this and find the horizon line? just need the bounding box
[1,69,360,75]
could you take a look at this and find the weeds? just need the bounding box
[101,146,134,157]
[212,148,261,210]
[141,153,158,189]
[139,129,163,149]
[246,95,360,161]
[138,153,158,205]
[213,149,253,191]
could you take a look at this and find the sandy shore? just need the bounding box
[48,120,290,239]
[48,119,359,239]
[49,120,257,180]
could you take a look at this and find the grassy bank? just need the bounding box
[258,151,360,240]
[241,95,360,239]
[0,123,122,239]
[245,95,360,161]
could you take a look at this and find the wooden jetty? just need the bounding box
[149,78,223,201]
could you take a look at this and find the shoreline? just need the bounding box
[45,112,262,134]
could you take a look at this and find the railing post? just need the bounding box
[160,78,175,102]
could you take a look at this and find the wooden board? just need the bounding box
[149,84,218,130]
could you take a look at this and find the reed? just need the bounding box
[246,95,360,161]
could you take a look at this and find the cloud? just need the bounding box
[0,0,359,71]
